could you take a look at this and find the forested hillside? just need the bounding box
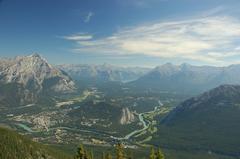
[0,127,164,159]
[0,127,71,159]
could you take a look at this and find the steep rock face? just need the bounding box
[0,83,36,107]
[120,107,135,125]
[0,53,76,93]
[0,54,76,105]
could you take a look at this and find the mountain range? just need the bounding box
[129,63,240,94]
[3,53,240,107]
[2,54,240,158]
[58,64,150,83]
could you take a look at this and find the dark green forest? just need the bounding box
[0,127,164,159]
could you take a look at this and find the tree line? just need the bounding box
[74,143,165,159]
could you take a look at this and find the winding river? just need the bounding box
[16,105,160,141]
[111,106,160,140]
[118,113,149,140]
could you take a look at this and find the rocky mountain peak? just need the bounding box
[153,63,180,75]
[0,53,76,95]
[29,53,42,58]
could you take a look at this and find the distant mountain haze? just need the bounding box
[2,53,240,106]
[129,63,240,94]
[58,64,150,83]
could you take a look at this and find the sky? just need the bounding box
[1,0,240,67]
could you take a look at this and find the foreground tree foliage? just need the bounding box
[156,148,165,159]
[116,143,125,159]
[74,143,165,159]
[0,127,71,159]
[149,147,156,159]
[0,127,165,159]
[105,153,112,159]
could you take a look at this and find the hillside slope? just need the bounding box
[0,127,71,159]
[152,85,240,157]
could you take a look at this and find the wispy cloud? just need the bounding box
[62,33,92,41]
[200,6,226,17]
[84,11,94,23]
[117,0,167,8]
[64,15,240,65]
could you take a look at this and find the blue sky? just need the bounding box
[1,0,240,67]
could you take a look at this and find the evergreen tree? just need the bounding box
[149,147,156,159]
[102,152,106,159]
[84,150,90,159]
[106,152,112,159]
[75,144,85,159]
[90,150,94,159]
[156,148,164,159]
[116,143,124,159]
[127,151,133,159]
